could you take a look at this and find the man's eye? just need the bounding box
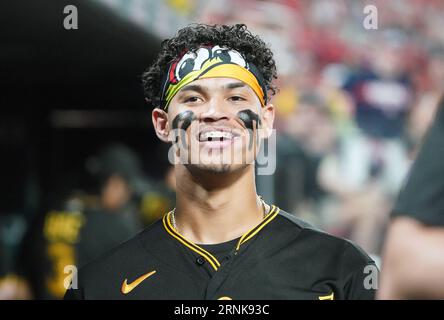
[184,96,202,103]
[229,96,246,101]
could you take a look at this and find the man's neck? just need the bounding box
[174,164,267,244]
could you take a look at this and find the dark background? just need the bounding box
[1,0,166,220]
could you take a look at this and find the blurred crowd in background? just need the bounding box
[1,0,444,299]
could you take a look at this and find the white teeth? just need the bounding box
[200,131,233,141]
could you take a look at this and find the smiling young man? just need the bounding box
[64,24,377,300]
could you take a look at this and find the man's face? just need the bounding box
[154,77,274,174]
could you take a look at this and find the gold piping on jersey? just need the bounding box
[163,213,221,271]
[162,205,280,270]
[235,205,279,250]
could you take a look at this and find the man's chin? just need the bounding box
[185,162,249,175]
[190,163,232,174]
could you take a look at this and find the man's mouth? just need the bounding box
[197,128,241,148]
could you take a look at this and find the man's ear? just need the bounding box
[260,103,275,138]
[152,108,170,143]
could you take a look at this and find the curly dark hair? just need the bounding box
[142,23,278,108]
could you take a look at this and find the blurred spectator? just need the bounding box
[273,133,311,216]
[342,30,413,139]
[17,144,147,299]
[283,92,337,158]
[275,91,337,223]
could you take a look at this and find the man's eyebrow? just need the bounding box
[178,84,207,94]
[224,82,246,90]
[178,82,246,94]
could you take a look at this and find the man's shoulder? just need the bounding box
[65,218,172,299]
[275,208,375,267]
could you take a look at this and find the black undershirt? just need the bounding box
[198,237,241,262]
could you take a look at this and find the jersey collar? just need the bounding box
[162,205,280,271]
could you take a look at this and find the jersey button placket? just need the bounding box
[196,256,206,266]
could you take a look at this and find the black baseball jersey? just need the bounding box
[393,103,444,226]
[64,205,377,300]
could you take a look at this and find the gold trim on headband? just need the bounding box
[200,64,265,106]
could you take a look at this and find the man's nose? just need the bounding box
[199,98,230,122]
